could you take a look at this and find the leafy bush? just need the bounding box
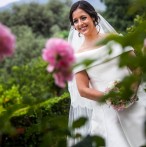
[1,92,70,147]
[0,57,66,104]
[0,85,22,108]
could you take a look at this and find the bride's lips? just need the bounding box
[79,25,88,32]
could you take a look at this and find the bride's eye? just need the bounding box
[81,16,87,21]
[73,19,78,24]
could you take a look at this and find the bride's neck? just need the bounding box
[84,30,99,42]
[79,32,103,51]
[83,33,100,47]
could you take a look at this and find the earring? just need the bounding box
[93,21,98,26]
[97,24,100,34]
[78,32,81,37]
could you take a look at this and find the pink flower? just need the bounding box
[0,23,16,60]
[42,38,75,88]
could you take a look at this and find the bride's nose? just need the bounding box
[78,19,83,26]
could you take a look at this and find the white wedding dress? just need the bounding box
[68,41,146,147]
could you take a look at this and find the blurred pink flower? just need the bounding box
[42,38,75,88]
[0,23,16,60]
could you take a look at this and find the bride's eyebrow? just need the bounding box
[73,15,86,20]
[73,18,77,20]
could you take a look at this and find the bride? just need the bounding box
[68,0,146,147]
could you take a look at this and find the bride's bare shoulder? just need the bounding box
[76,33,109,54]
[98,33,109,39]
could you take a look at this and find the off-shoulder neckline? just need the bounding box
[75,45,106,55]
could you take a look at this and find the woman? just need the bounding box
[68,1,146,147]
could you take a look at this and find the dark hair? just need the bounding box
[69,0,100,26]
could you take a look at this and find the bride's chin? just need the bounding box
[82,32,90,36]
[81,30,88,35]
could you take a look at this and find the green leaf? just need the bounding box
[73,135,105,147]
[72,117,88,129]
[92,135,105,146]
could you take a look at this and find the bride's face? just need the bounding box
[72,8,95,36]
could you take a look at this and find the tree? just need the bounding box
[2,3,54,37]
[101,0,137,32]
[46,0,71,31]
[0,0,71,37]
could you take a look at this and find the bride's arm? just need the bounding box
[75,70,104,101]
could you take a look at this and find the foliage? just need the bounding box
[101,0,137,32]
[0,85,22,108]
[0,1,71,145]
[0,57,66,106]
[50,25,69,38]
[0,0,84,146]
[127,15,144,33]
[72,135,105,147]
[0,3,54,37]
[46,0,71,31]
[0,0,71,37]
[0,93,70,147]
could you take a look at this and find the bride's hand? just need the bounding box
[112,103,125,111]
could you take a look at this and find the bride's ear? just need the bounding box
[92,18,96,26]
[92,17,95,21]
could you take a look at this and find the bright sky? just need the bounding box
[0,0,20,8]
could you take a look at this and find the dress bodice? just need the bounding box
[74,41,132,92]
[87,57,130,91]
[68,41,133,107]
[74,41,133,73]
